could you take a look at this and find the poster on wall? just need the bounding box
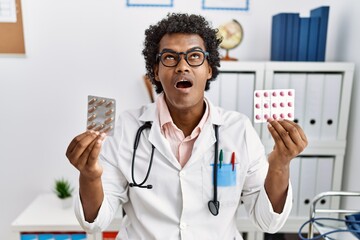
[0,0,17,22]
[202,0,249,11]
[126,0,173,7]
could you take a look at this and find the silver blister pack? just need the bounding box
[87,95,116,136]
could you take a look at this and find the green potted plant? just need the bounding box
[54,178,74,209]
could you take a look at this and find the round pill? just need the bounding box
[280,91,284,96]
[288,102,293,107]
[255,92,260,97]
[288,91,293,96]
[272,91,277,97]
[264,114,269,119]
[288,113,293,118]
[280,102,285,107]
[255,103,260,108]
[272,103,277,108]
[264,92,269,97]
[264,103,269,108]
[280,113,285,118]
[273,114,277,119]
[256,115,261,120]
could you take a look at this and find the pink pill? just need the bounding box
[288,102,293,107]
[272,103,277,108]
[255,92,260,97]
[264,92,269,97]
[272,91,277,97]
[256,115,261,120]
[280,91,285,96]
[273,114,277,119]
[280,102,285,107]
[288,113,293,118]
[264,114,269,119]
[255,103,260,109]
[280,113,285,118]
[264,103,269,108]
[288,91,293,96]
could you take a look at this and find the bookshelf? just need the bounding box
[215,61,355,240]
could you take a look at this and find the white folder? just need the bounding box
[298,157,317,217]
[320,74,342,140]
[303,74,325,140]
[315,157,334,213]
[237,73,255,120]
[273,73,290,89]
[289,73,307,127]
[289,157,301,217]
[205,74,221,106]
[219,73,238,110]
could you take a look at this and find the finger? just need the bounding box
[267,120,287,150]
[279,120,308,147]
[268,119,297,150]
[77,136,99,169]
[66,131,91,156]
[87,133,107,166]
[68,131,100,162]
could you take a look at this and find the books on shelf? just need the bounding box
[270,6,329,61]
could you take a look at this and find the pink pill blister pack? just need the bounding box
[253,89,295,123]
[87,95,116,136]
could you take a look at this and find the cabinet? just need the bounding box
[11,194,122,240]
[214,61,355,240]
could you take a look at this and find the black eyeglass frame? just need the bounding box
[156,49,209,67]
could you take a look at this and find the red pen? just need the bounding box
[231,152,235,171]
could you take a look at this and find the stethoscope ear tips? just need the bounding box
[208,200,220,216]
[147,185,153,189]
[129,183,134,187]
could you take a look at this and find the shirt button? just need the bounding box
[179,171,186,177]
[180,222,187,230]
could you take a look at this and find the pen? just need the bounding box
[219,149,223,168]
[231,152,235,171]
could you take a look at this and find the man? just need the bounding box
[66,13,308,240]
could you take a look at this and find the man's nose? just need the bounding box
[175,54,190,72]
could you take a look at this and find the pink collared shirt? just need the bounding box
[157,94,209,167]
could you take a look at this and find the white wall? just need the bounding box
[0,0,359,238]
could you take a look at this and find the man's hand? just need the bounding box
[267,118,308,167]
[66,130,106,181]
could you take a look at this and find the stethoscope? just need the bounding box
[129,121,221,216]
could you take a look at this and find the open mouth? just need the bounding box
[175,79,193,89]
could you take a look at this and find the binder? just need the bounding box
[298,18,310,61]
[54,234,71,240]
[289,73,306,127]
[303,74,325,140]
[289,157,301,216]
[38,234,54,240]
[219,73,238,110]
[310,6,330,61]
[273,73,290,89]
[291,14,300,61]
[271,13,287,61]
[237,73,255,120]
[298,157,317,216]
[320,74,342,140]
[71,234,87,240]
[21,234,37,240]
[315,157,334,213]
[307,17,320,61]
[205,74,221,106]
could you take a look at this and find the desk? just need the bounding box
[11,194,122,240]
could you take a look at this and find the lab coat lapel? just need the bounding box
[185,99,224,169]
[139,103,181,170]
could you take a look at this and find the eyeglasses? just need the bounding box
[157,49,209,67]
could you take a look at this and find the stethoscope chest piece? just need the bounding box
[208,200,220,216]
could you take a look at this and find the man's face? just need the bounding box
[154,33,212,112]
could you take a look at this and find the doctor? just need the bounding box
[66,13,308,240]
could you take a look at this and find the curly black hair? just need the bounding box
[142,13,222,94]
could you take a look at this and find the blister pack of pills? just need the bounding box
[87,95,116,136]
[253,89,295,123]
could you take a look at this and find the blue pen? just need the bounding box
[219,149,223,168]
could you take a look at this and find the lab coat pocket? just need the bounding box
[202,151,242,208]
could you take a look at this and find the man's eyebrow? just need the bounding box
[160,47,205,53]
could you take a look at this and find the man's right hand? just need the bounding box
[66,131,106,181]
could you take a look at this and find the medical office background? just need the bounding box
[0,0,360,239]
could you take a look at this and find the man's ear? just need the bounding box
[207,65,212,80]
[154,65,160,81]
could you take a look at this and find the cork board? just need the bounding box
[0,0,25,54]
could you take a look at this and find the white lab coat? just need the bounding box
[74,98,292,240]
